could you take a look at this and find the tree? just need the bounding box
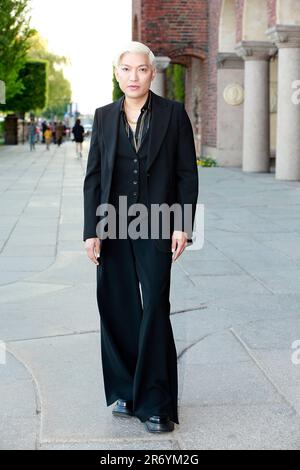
[0,0,35,101]
[4,59,48,116]
[27,32,71,119]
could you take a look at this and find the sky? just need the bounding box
[29,0,132,114]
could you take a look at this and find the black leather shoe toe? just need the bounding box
[112,399,134,418]
[144,415,174,433]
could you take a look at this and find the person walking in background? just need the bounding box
[72,118,85,158]
[55,121,64,146]
[52,122,57,144]
[42,120,47,143]
[44,126,52,150]
[28,118,37,151]
[35,124,41,143]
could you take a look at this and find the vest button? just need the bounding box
[133,181,137,184]
[133,158,138,162]
[133,169,138,173]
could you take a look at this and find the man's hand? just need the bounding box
[171,231,188,262]
[85,238,101,265]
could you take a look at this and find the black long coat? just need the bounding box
[83,90,199,252]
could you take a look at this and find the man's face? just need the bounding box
[114,52,156,98]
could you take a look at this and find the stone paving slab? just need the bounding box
[0,349,39,450]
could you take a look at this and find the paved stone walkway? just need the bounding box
[0,141,300,449]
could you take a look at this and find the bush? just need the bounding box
[197,156,217,167]
[166,64,185,102]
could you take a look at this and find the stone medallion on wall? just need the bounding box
[223,83,244,106]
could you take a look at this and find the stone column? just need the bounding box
[235,41,277,173]
[267,25,300,181]
[150,56,171,97]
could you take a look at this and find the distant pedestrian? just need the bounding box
[52,122,57,144]
[28,119,37,151]
[72,119,85,158]
[55,121,64,146]
[42,120,47,143]
[44,126,52,150]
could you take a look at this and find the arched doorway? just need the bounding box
[168,47,205,157]
[217,0,244,166]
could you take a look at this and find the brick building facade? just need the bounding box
[132,0,300,181]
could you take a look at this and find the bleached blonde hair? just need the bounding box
[113,41,156,69]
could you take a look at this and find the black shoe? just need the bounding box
[144,415,174,433]
[112,399,134,418]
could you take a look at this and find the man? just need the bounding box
[72,118,85,158]
[83,41,198,433]
[28,118,37,151]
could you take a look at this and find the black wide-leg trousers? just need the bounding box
[96,220,179,425]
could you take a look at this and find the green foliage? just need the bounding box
[166,64,185,102]
[0,0,36,101]
[197,156,217,167]
[3,59,48,114]
[42,67,71,119]
[27,32,71,119]
[112,67,123,101]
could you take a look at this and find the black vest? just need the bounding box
[108,116,149,216]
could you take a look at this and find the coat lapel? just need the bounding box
[146,91,172,172]
[101,90,172,175]
[101,95,122,172]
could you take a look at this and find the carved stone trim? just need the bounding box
[266,25,300,49]
[235,41,277,61]
[153,56,171,72]
[217,52,244,69]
